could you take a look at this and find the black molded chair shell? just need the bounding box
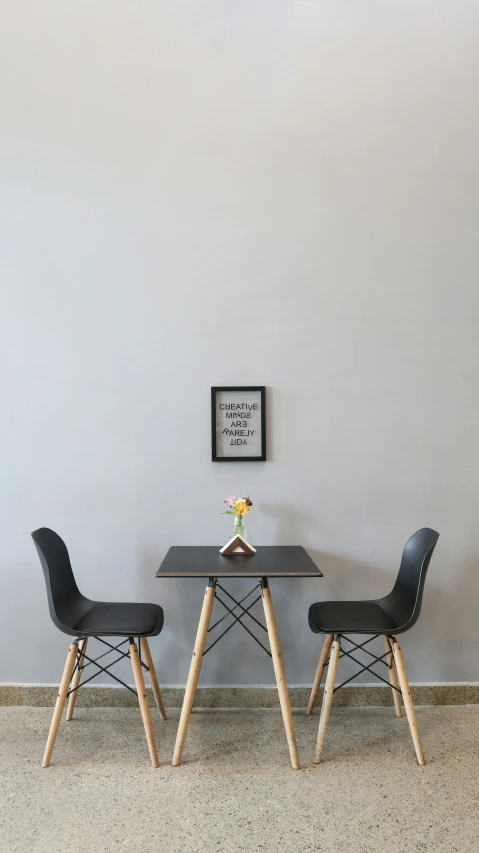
[309,528,439,636]
[32,527,164,638]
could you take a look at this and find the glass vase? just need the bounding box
[233,515,248,541]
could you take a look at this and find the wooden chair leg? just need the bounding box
[392,640,425,765]
[130,641,160,768]
[42,642,78,767]
[66,638,88,722]
[306,633,333,715]
[140,637,167,720]
[384,636,402,718]
[172,581,216,766]
[261,580,300,770]
[314,636,341,764]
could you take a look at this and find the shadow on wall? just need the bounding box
[424,556,479,682]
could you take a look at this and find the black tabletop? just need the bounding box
[155,546,322,579]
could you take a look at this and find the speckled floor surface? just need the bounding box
[0,706,478,853]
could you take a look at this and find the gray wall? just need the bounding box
[1,1,478,687]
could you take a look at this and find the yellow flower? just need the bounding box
[234,499,250,516]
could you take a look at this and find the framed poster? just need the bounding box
[211,386,266,462]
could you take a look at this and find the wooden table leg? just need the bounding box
[172,579,216,766]
[66,637,88,722]
[306,633,333,715]
[43,641,78,767]
[261,578,300,770]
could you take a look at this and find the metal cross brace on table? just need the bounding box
[203,578,272,658]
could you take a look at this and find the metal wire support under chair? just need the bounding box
[321,634,403,696]
[66,636,152,699]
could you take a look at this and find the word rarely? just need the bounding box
[222,427,255,446]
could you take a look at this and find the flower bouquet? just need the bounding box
[220,494,256,555]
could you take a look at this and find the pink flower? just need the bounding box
[224,494,236,509]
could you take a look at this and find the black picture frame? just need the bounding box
[211,386,266,462]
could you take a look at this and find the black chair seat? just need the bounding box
[309,600,397,635]
[73,601,164,637]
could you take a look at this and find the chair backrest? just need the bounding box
[381,527,439,633]
[32,527,89,635]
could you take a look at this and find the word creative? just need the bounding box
[219,402,259,445]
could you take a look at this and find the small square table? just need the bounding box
[156,546,322,769]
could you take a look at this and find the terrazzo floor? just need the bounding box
[0,705,478,853]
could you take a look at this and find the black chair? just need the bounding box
[32,527,166,768]
[306,528,439,765]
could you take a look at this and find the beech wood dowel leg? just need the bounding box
[140,637,167,720]
[130,641,159,768]
[314,636,341,764]
[172,581,216,766]
[261,581,300,770]
[42,642,78,768]
[66,638,88,722]
[306,634,333,716]
[392,640,425,765]
[384,636,402,718]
